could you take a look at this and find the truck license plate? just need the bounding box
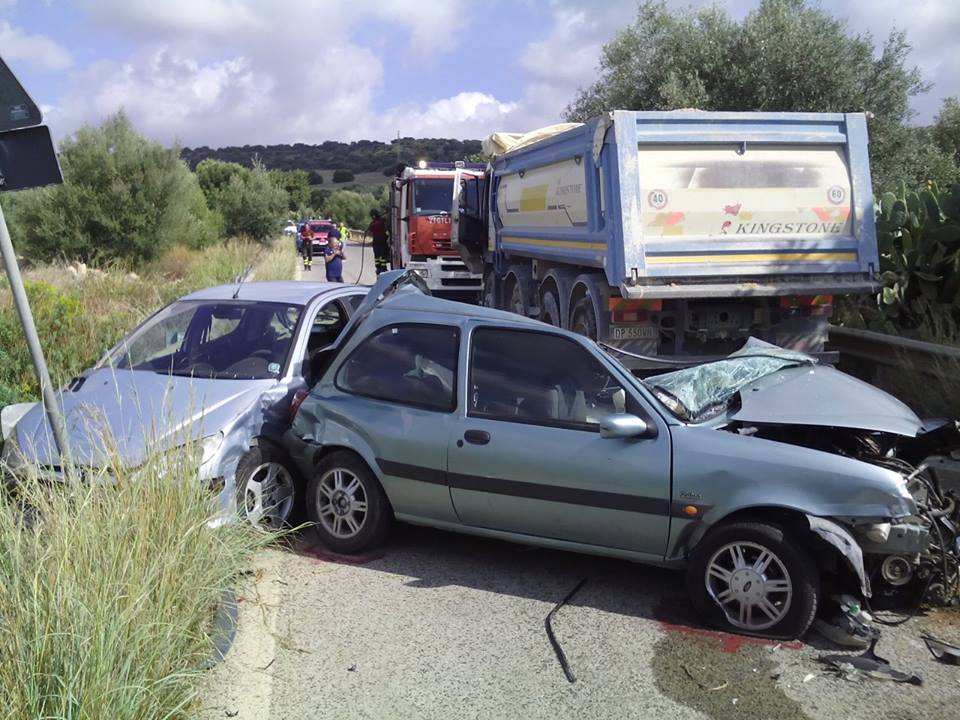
[610,325,657,340]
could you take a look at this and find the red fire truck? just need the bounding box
[388,161,483,298]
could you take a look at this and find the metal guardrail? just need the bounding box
[827,325,960,374]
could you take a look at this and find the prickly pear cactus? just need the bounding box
[839,182,960,340]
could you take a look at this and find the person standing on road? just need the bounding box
[324,237,346,283]
[301,222,313,269]
[339,220,349,247]
[366,209,389,275]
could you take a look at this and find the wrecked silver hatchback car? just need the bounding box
[286,272,959,639]
[1,281,367,531]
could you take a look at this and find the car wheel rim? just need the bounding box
[243,462,295,532]
[316,468,368,539]
[705,541,793,631]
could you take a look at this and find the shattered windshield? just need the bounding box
[645,338,817,422]
[106,300,302,380]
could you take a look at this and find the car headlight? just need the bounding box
[201,432,224,466]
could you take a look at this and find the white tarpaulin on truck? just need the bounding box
[482,123,582,157]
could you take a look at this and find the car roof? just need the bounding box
[374,287,545,328]
[179,280,363,305]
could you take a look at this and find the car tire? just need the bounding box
[508,276,531,317]
[307,451,392,554]
[539,286,562,327]
[686,521,819,639]
[570,296,598,340]
[236,444,300,533]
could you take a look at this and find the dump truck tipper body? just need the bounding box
[454,110,878,367]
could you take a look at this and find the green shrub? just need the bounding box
[197,159,288,240]
[838,182,960,336]
[4,112,220,264]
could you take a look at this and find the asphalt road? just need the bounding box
[201,526,960,720]
[297,240,378,286]
[200,249,960,719]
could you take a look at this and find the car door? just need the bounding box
[261,294,362,439]
[448,325,672,558]
[323,321,462,523]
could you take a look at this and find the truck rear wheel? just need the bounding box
[570,296,598,340]
[508,276,531,317]
[539,286,562,327]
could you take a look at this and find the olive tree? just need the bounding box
[5,111,219,263]
[566,0,932,191]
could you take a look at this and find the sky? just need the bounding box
[1,0,958,148]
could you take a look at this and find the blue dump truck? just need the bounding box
[453,110,878,368]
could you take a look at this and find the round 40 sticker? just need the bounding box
[648,189,668,209]
[827,185,846,205]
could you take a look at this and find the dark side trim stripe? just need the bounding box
[376,458,447,486]
[448,472,669,516]
[376,457,706,517]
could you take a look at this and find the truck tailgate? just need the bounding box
[617,112,877,294]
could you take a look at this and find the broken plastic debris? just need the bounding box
[819,638,922,685]
[921,634,960,665]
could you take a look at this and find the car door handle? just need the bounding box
[463,430,490,446]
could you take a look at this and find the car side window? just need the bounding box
[336,324,459,412]
[469,328,629,430]
[344,293,365,312]
[307,300,349,355]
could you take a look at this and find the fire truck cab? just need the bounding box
[389,162,483,298]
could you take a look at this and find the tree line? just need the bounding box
[181,137,483,178]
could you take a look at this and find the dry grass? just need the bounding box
[0,446,268,719]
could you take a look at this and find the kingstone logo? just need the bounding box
[725,222,846,235]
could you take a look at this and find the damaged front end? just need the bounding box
[731,420,960,608]
[649,338,960,609]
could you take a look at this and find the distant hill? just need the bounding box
[180,138,483,179]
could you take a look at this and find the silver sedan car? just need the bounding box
[1,280,367,531]
[284,272,958,639]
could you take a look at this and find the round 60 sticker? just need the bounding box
[648,189,668,209]
[827,185,846,205]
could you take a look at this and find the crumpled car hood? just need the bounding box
[15,368,275,467]
[732,365,925,437]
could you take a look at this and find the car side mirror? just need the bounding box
[599,413,654,439]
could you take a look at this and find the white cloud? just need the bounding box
[832,0,960,121]
[50,0,478,144]
[375,92,519,139]
[46,0,960,147]
[0,20,73,71]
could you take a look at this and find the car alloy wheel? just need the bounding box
[315,467,368,539]
[243,461,296,532]
[705,540,793,632]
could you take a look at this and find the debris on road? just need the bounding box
[544,577,588,683]
[819,638,923,685]
[922,633,960,665]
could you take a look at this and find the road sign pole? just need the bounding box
[0,200,70,464]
